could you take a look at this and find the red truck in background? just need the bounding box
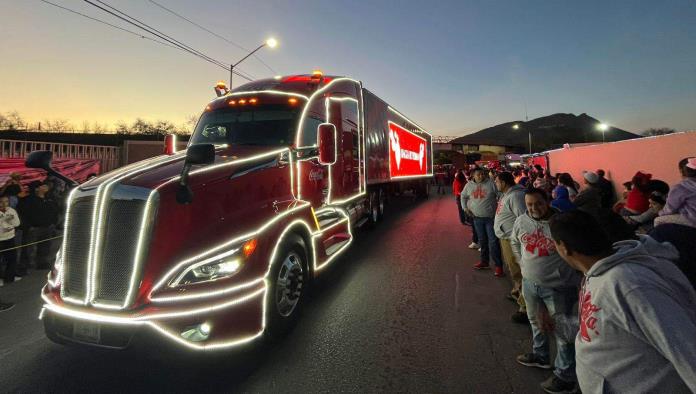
[37,72,433,351]
[0,158,100,186]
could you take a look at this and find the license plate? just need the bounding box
[73,321,101,344]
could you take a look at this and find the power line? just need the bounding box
[81,0,253,81]
[37,0,183,52]
[147,0,277,76]
[86,0,230,72]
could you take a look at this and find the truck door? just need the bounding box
[327,98,362,203]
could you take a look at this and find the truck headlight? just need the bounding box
[170,249,243,286]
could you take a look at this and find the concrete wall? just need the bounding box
[547,131,696,193]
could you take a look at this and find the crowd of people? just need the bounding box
[453,158,696,393]
[0,173,64,312]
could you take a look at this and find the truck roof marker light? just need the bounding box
[242,239,257,258]
[249,98,258,104]
[228,100,236,106]
[205,105,212,112]
[288,98,298,105]
[238,99,247,105]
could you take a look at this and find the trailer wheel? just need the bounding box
[266,236,308,339]
[378,188,385,219]
[369,190,380,225]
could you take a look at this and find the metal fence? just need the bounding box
[0,139,121,173]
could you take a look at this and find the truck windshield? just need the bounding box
[190,104,300,146]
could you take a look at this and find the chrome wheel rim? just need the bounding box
[275,252,304,317]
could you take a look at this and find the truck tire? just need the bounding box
[378,188,385,219]
[369,190,380,225]
[265,236,308,339]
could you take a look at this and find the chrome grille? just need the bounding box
[94,199,147,304]
[62,196,95,300]
[61,184,156,308]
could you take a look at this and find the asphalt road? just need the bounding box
[0,191,550,393]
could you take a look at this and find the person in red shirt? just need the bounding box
[621,171,651,215]
[453,169,467,224]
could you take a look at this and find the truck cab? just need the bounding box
[40,73,432,351]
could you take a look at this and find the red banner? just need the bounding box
[388,122,427,178]
[0,158,101,188]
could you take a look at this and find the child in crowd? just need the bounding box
[655,157,696,228]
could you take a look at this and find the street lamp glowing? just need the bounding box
[266,38,278,48]
[597,123,609,132]
[512,124,520,130]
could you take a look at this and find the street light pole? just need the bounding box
[513,123,532,154]
[230,38,278,88]
[597,123,609,144]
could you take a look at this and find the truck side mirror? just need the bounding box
[185,143,216,165]
[176,144,216,204]
[25,150,53,171]
[317,123,336,165]
[25,150,79,187]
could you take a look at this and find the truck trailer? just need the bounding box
[39,72,433,351]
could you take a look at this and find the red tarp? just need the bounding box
[0,158,101,186]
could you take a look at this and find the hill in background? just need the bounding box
[451,113,640,153]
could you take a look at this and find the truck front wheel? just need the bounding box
[265,238,308,338]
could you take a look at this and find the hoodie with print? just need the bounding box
[511,212,580,288]
[494,184,526,239]
[460,178,498,218]
[576,235,696,393]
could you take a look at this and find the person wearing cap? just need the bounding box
[573,171,602,217]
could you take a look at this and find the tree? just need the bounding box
[44,118,74,132]
[152,120,175,136]
[115,120,130,134]
[0,111,26,130]
[642,127,676,136]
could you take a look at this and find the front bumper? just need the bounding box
[41,282,267,351]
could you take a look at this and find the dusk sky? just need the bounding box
[2,0,695,136]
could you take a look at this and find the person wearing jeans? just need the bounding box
[461,168,504,276]
[511,188,580,393]
[522,279,578,383]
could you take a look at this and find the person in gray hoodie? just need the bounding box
[511,188,580,394]
[493,171,528,323]
[461,168,504,276]
[550,210,696,393]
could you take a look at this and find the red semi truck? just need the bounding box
[38,72,433,351]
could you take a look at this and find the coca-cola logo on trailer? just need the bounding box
[388,122,427,178]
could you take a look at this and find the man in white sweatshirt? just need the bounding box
[461,168,504,276]
[0,195,20,287]
[511,188,580,394]
[550,209,696,393]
